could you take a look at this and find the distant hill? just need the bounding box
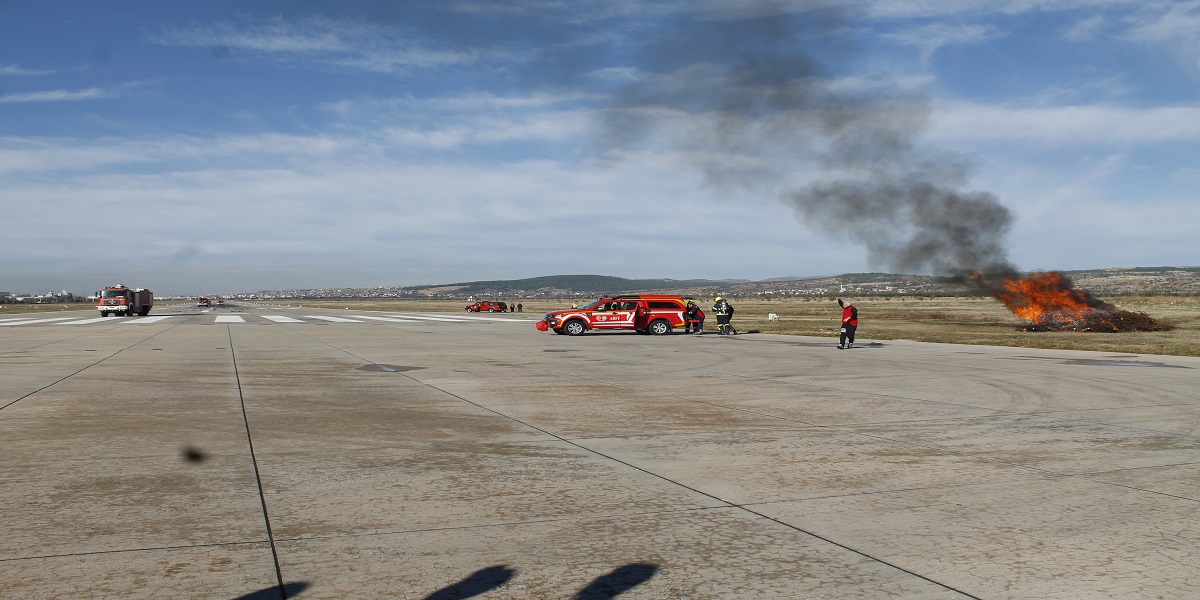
[406,274,721,295]
[238,267,1200,299]
[407,268,1200,297]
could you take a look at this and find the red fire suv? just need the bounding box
[465,301,508,313]
[537,295,688,335]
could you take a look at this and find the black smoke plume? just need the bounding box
[597,2,1016,277]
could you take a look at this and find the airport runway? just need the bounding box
[3,303,1199,599]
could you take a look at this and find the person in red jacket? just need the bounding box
[837,298,858,349]
[684,300,705,335]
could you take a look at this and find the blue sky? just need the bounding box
[2,1,1197,295]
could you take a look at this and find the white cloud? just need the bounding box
[0,64,55,76]
[881,23,1005,67]
[150,16,487,74]
[0,87,114,103]
[847,0,1144,20]
[0,126,830,293]
[1063,14,1107,41]
[1124,1,1200,42]
[929,100,1200,144]
[1124,1,1200,77]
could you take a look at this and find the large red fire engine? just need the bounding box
[96,284,154,317]
[537,295,688,335]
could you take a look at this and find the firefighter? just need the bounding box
[837,298,858,349]
[684,300,705,334]
[713,296,735,335]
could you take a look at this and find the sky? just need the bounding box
[1,0,1197,296]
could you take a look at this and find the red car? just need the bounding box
[538,295,687,335]
[465,301,508,313]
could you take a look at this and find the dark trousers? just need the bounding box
[840,324,857,345]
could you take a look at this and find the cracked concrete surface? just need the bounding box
[3,306,1198,599]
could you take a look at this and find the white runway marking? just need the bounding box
[1,317,82,326]
[385,314,474,322]
[263,315,304,323]
[354,315,423,323]
[215,315,246,323]
[305,315,363,323]
[122,316,173,324]
[458,315,533,322]
[64,317,114,325]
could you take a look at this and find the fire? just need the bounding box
[976,271,1169,332]
[996,271,1108,324]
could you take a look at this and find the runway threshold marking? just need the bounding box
[62,317,115,325]
[215,315,246,323]
[262,315,304,323]
[354,315,423,323]
[406,313,530,322]
[384,313,474,322]
[305,315,363,323]
[121,316,173,324]
[0,317,80,326]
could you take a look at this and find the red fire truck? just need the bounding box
[537,295,688,335]
[197,297,211,308]
[96,284,154,317]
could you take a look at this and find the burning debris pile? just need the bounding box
[978,271,1170,332]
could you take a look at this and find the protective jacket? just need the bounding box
[842,305,858,327]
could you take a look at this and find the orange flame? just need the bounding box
[995,271,1108,324]
[979,271,1167,332]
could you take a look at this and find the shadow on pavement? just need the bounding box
[230,581,310,599]
[420,562,658,599]
[423,565,516,599]
[575,563,659,599]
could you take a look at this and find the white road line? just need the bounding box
[0,317,82,326]
[354,315,423,323]
[122,316,173,324]
[262,315,304,323]
[215,315,246,323]
[403,313,531,323]
[63,317,113,325]
[305,315,364,323]
[385,314,475,322]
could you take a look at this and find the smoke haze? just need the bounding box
[596,2,1017,276]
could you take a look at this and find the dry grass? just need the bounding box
[0,304,89,315]
[732,295,1200,357]
[256,295,1200,357]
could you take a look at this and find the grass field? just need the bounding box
[255,295,1200,357]
[6,296,1195,355]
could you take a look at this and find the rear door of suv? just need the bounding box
[644,299,686,328]
[587,300,638,330]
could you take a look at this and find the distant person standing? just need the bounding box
[517,302,523,313]
[837,298,858,349]
[713,296,734,335]
[684,300,705,334]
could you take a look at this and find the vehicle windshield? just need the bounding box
[100,290,127,298]
[578,299,606,310]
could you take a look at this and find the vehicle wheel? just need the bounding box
[648,319,672,335]
[563,319,587,336]
[488,308,495,312]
